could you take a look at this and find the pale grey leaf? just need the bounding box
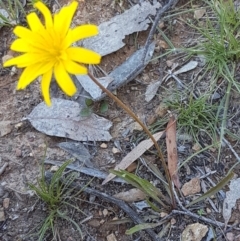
[145,80,162,102]
[82,1,161,56]
[27,98,112,141]
[57,142,94,168]
[76,75,113,99]
[223,178,240,226]
[44,159,126,183]
[173,61,198,75]
[77,43,155,101]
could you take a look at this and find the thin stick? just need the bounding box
[172,184,225,227]
[0,162,8,176]
[88,72,175,208]
[142,0,178,63]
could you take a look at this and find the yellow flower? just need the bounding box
[4,1,101,106]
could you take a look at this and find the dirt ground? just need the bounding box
[0,0,240,240]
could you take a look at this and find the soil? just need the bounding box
[0,0,240,241]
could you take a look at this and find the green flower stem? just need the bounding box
[88,72,175,208]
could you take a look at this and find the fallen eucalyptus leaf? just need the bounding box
[76,76,113,100]
[145,80,162,102]
[82,1,161,56]
[27,98,112,141]
[166,116,181,188]
[223,178,240,226]
[102,131,164,185]
[173,61,198,75]
[113,188,146,202]
[44,159,126,183]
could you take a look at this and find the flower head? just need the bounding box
[4,1,101,106]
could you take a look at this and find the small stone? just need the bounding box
[0,121,12,137]
[166,60,173,67]
[103,208,108,217]
[160,212,168,218]
[126,162,137,173]
[155,102,168,117]
[107,233,117,241]
[158,21,164,29]
[15,123,23,129]
[226,232,234,241]
[206,208,211,214]
[0,208,5,222]
[158,40,168,49]
[129,122,143,132]
[194,8,206,20]
[171,218,176,225]
[181,178,201,196]
[3,198,10,209]
[113,117,121,123]
[15,149,22,157]
[50,166,59,172]
[99,219,105,224]
[10,66,17,76]
[112,147,120,154]
[182,223,208,241]
[192,143,201,151]
[2,54,13,64]
[100,143,108,149]
[88,219,100,228]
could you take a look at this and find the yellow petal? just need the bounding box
[62,60,87,74]
[17,62,54,89]
[13,26,46,50]
[4,52,50,68]
[34,1,53,29]
[41,69,53,106]
[27,12,44,32]
[54,62,77,96]
[11,39,31,52]
[13,26,32,38]
[63,25,98,48]
[54,1,78,38]
[66,47,101,64]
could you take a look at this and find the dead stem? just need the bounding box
[88,72,176,208]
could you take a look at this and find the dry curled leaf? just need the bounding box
[166,116,181,189]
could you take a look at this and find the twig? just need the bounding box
[0,162,8,176]
[172,184,225,227]
[67,180,162,241]
[96,0,179,101]
[142,0,178,63]
[171,210,224,227]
